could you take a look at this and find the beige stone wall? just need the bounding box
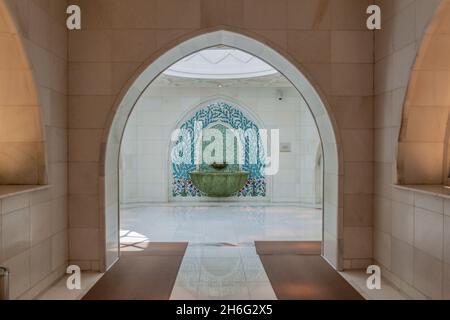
[0,0,68,299]
[373,0,450,299]
[68,0,374,270]
[4,0,449,300]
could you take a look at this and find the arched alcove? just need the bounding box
[0,0,45,185]
[398,0,450,185]
[101,30,341,272]
[169,99,268,200]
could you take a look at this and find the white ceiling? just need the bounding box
[163,48,279,80]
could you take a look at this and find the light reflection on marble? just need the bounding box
[172,245,277,300]
[120,205,322,300]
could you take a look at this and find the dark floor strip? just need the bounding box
[255,241,322,255]
[255,241,364,300]
[82,242,188,300]
[120,241,188,256]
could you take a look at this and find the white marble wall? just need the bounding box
[120,84,322,206]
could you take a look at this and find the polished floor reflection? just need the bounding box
[120,205,322,300]
[171,244,276,300]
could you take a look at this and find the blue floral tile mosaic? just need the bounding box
[171,101,266,198]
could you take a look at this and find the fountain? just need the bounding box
[189,162,249,197]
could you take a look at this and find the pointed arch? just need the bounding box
[100,30,341,271]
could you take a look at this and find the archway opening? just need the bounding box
[102,31,341,278]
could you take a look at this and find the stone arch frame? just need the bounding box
[0,0,46,185]
[100,29,342,271]
[397,0,450,185]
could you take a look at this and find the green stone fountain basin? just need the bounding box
[189,171,250,197]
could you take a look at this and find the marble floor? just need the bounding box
[37,268,409,300]
[120,205,323,244]
[39,206,409,300]
[38,205,410,300]
[120,205,322,300]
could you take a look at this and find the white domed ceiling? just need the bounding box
[163,47,278,79]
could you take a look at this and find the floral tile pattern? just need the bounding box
[172,101,266,198]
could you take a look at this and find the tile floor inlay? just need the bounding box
[120,205,322,300]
